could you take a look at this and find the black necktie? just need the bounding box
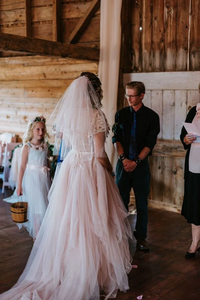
[129,112,137,160]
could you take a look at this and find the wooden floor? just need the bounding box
[1,187,200,299]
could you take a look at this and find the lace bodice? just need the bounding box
[64,110,110,153]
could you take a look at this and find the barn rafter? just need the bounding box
[67,0,100,44]
[0,0,100,60]
[0,32,99,61]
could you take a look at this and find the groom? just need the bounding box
[112,81,160,251]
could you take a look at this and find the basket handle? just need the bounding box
[19,195,24,202]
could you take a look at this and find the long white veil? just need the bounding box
[48,75,109,161]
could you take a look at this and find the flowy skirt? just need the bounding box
[0,151,132,300]
[4,168,50,239]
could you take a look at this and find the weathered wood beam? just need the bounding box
[121,0,132,73]
[117,0,132,110]
[0,33,99,61]
[68,0,100,44]
[25,0,32,37]
[52,0,62,42]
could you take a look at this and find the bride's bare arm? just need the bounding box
[97,157,113,173]
[94,132,113,173]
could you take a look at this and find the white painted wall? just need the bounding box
[124,72,200,140]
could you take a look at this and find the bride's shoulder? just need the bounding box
[93,110,110,135]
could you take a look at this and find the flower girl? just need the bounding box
[16,116,51,240]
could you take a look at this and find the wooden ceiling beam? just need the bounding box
[25,0,32,37]
[52,0,62,42]
[0,33,99,61]
[68,0,100,44]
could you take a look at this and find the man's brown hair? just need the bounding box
[125,81,145,95]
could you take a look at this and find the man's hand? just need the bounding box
[123,159,137,172]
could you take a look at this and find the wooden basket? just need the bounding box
[10,202,28,223]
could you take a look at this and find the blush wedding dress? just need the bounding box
[0,76,132,300]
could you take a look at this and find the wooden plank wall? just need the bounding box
[0,0,100,53]
[124,72,200,213]
[129,0,200,72]
[0,56,98,140]
[0,0,99,140]
[120,0,200,212]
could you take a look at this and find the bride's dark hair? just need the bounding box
[80,72,103,109]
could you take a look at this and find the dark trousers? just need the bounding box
[116,158,150,239]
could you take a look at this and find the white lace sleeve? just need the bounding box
[94,111,110,136]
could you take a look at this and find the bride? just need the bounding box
[0,72,132,300]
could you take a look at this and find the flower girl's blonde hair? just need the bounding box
[23,116,49,144]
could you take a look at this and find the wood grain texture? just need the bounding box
[52,0,62,42]
[0,0,24,11]
[62,2,92,19]
[25,0,32,37]
[130,0,200,72]
[0,64,98,81]
[131,0,142,72]
[0,8,25,25]
[129,0,200,72]
[0,32,99,60]
[151,90,163,138]
[1,25,27,38]
[118,0,132,110]
[176,0,189,71]
[141,0,152,72]
[189,0,200,70]
[31,0,52,7]
[0,56,98,139]
[0,0,100,56]
[152,0,164,71]
[1,0,200,71]
[62,16,100,44]
[67,0,100,44]
[174,90,187,139]
[0,55,92,65]
[31,6,52,23]
[163,90,175,139]
[164,0,177,71]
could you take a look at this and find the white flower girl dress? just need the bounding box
[4,141,51,239]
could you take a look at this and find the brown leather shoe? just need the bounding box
[137,239,150,251]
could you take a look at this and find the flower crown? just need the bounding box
[30,116,46,124]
